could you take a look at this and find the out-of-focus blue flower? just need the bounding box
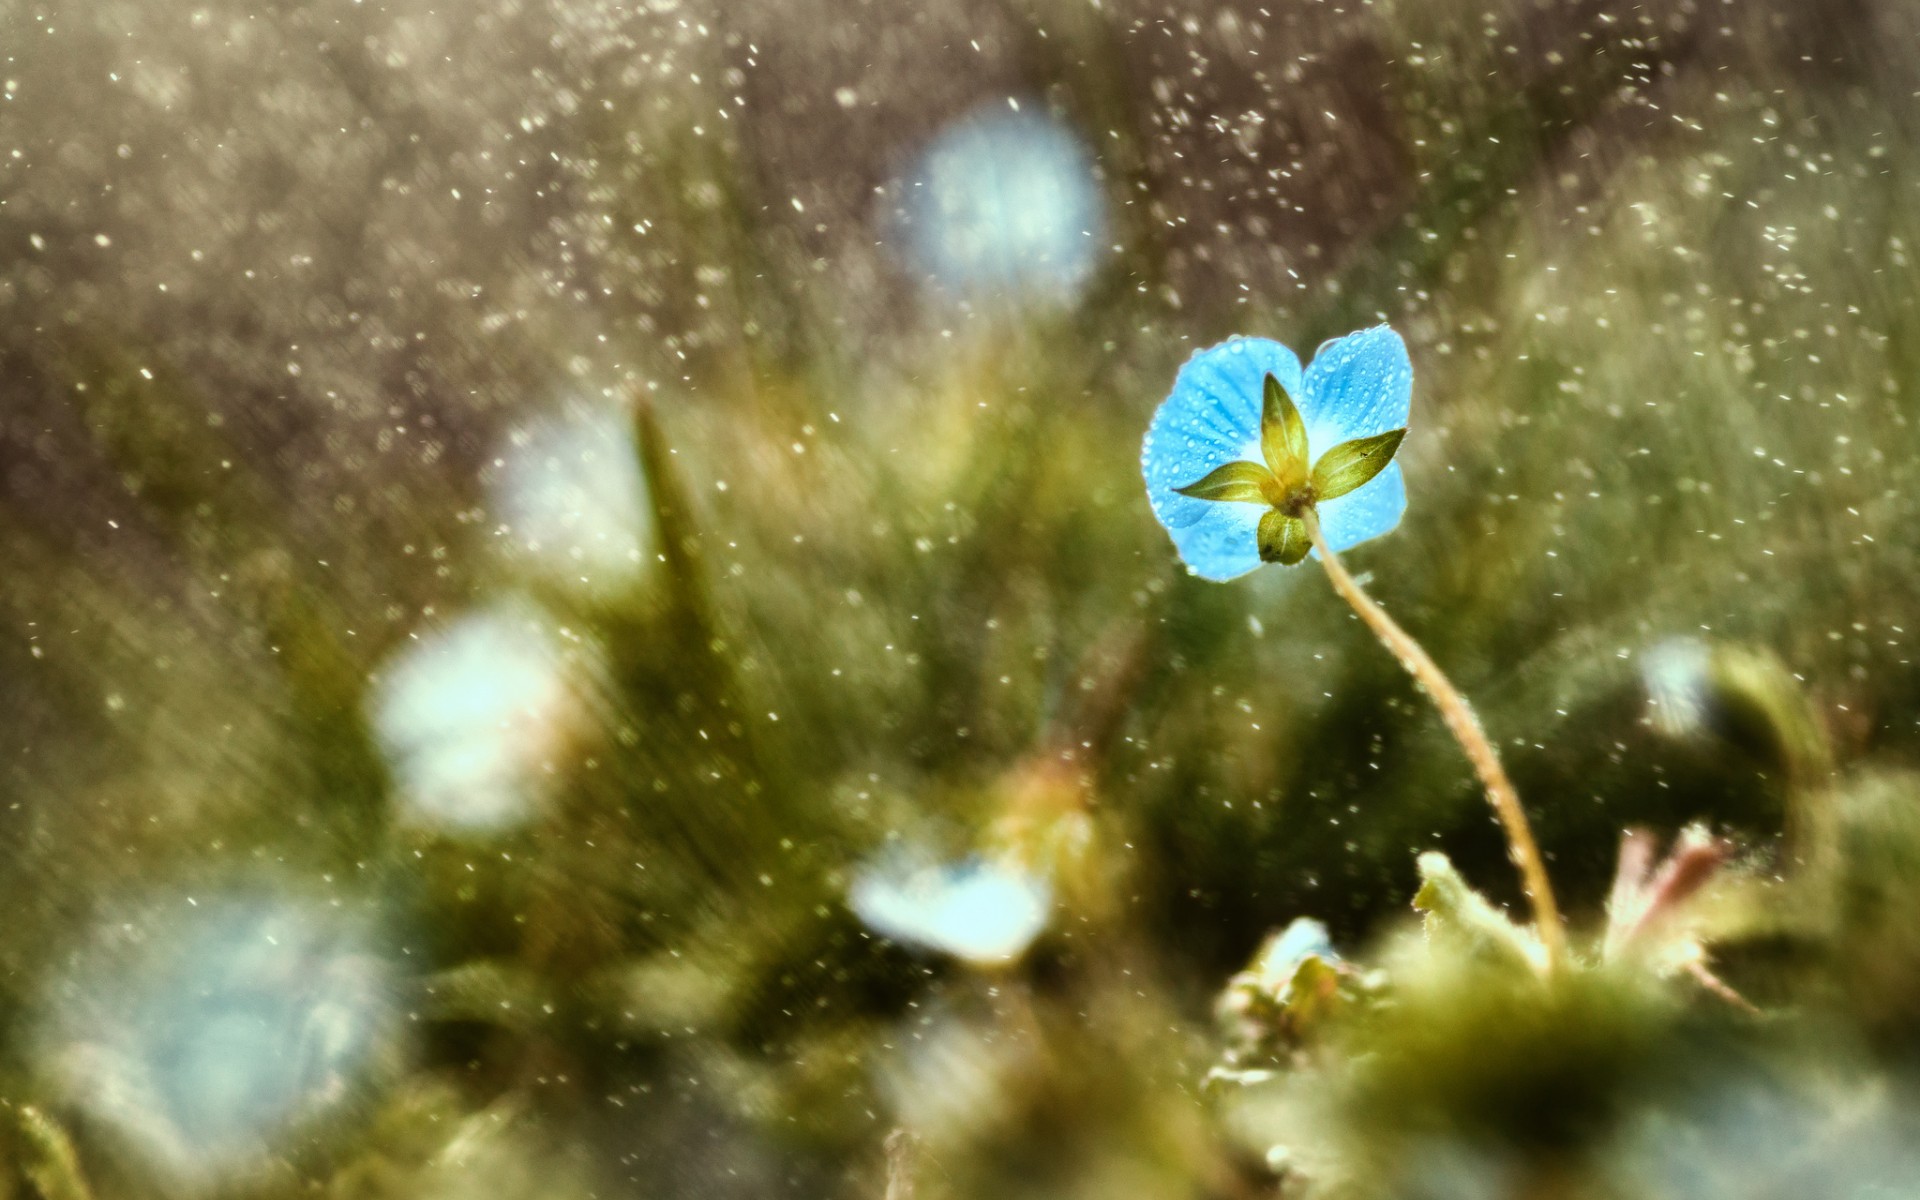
[492,405,654,593]
[1606,1075,1920,1199]
[1251,917,1339,986]
[1141,327,1413,581]
[38,897,398,1186]
[849,853,1053,966]
[897,104,1107,305]
[370,605,584,834]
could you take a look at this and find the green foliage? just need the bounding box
[13,1106,94,1200]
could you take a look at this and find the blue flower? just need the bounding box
[40,897,398,1184]
[1141,326,1413,581]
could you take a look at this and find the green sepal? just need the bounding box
[1257,510,1311,565]
[1261,374,1310,490]
[1174,460,1273,504]
[1311,428,1406,501]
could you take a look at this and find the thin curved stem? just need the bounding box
[1301,509,1567,969]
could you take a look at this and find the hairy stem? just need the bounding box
[1301,509,1566,969]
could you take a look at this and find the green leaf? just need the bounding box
[1261,373,1310,488]
[1310,428,1406,501]
[1174,460,1273,504]
[1257,510,1311,565]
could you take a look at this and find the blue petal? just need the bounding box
[1313,460,1406,556]
[1165,500,1265,582]
[1299,326,1412,454]
[1142,338,1303,574]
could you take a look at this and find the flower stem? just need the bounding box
[1300,509,1566,970]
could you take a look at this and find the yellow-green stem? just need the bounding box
[1301,509,1567,969]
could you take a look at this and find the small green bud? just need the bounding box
[1257,510,1311,565]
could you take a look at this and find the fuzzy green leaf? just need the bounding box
[1174,460,1273,504]
[1257,510,1311,566]
[1311,428,1406,501]
[1261,373,1311,487]
[1413,851,1547,975]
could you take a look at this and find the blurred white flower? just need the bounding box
[1641,636,1713,739]
[492,405,653,592]
[39,897,399,1186]
[880,1006,1028,1141]
[850,853,1052,965]
[897,104,1108,306]
[370,605,582,833]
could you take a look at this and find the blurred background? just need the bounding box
[4,0,1920,1196]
